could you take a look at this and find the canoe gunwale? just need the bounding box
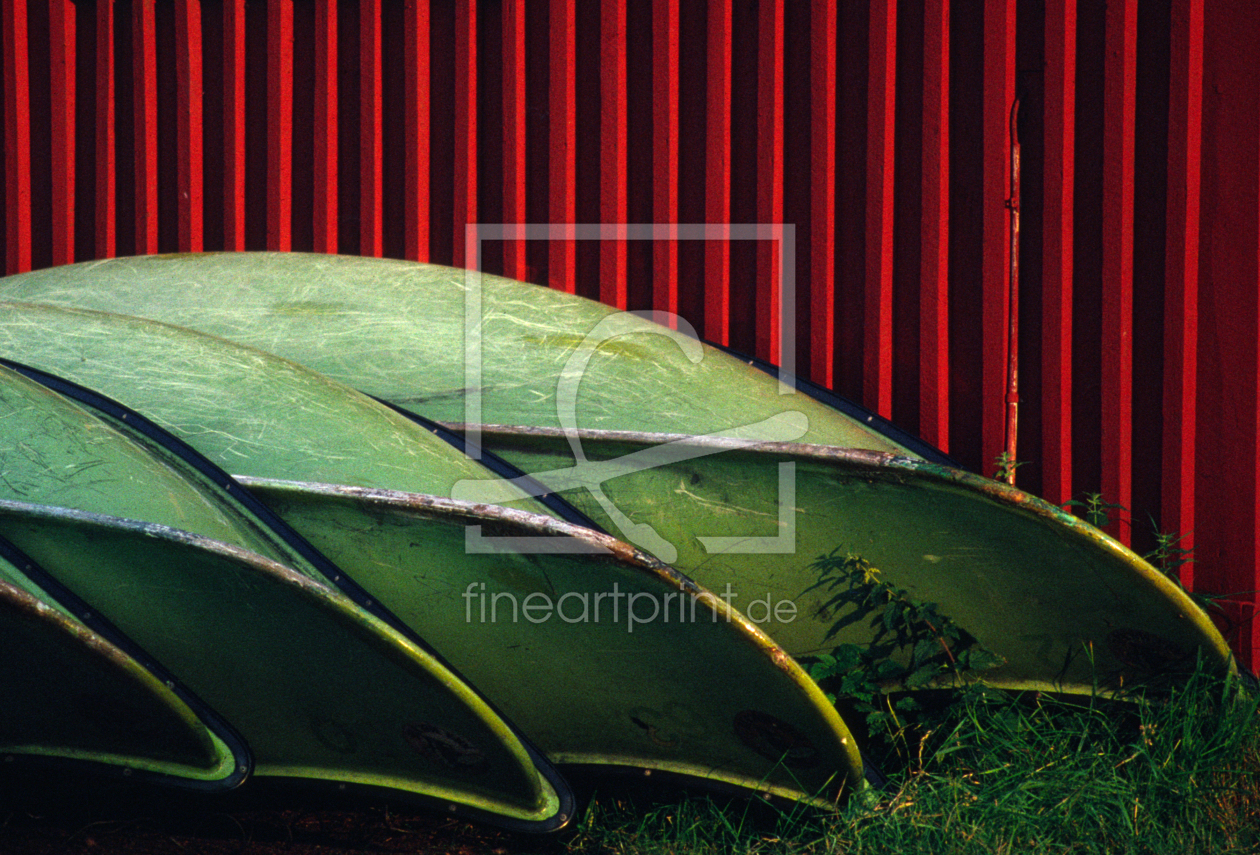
[0,358,367,590]
[369,397,611,534]
[235,476,666,567]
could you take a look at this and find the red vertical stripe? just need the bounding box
[1041,0,1075,505]
[1101,0,1136,543]
[94,0,116,259]
[756,0,784,365]
[865,0,896,418]
[810,1,836,390]
[502,0,526,278]
[600,1,628,308]
[453,0,476,269]
[403,0,428,261]
[267,1,293,251]
[223,0,246,250]
[49,0,76,266]
[1163,0,1202,586]
[133,0,158,255]
[176,0,204,252]
[360,0,383,257]
[651,0,679,318]
[981,0,1016,476]
[919,0,949,451]
[313,0,338,255]
[2,0,30,273]
[704,0,731,344]
[549,0,576,293]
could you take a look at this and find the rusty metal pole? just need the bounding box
[1003,97,1021,484]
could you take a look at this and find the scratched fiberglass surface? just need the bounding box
[0,363,297,558]
[0,302,539,507]
[0,575,236,784]
[452,429,1234,697]
[0,300,869,800]
[0,253,910,455]
[236,478,864,803]
[0,502,564,826]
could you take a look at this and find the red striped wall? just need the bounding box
[4,0,1260,664]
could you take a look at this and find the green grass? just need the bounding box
[562,664,1260,855]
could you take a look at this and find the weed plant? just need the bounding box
[566,664,1260,854]
[564,499,1258,854]
[567,534,1258,854]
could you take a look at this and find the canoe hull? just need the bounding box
[447,426,1234,695]
[238,477,866,802]
[0,253,914,455]
[0,501,567,828]
[0,576,242,786]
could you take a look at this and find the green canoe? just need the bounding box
[0,302,540,509]
[0,259,1230,694]
[0,252,914,455]
[0,569,241,787]
[0,365,567,828]
[0,306,864,799]
[236,477,864,802]
[446,428,1234,694]
[0,500,566,828]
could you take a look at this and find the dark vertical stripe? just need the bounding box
[1100,0,1137,543]
[920,0,949,451]
[549,0,576,293]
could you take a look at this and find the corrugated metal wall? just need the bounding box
[4,0,1260,665]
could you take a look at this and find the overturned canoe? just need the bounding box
[0,364,568,828]
[0,302,542,510]
[0,252,914,455]
[0,569,242,788]
[446,427,1234,695]
[236,477,864,801]
[0,501,567,829]
[0,302,865,799]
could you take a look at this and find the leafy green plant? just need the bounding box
[992,451,1025,483]
[1144,518,1195,579]
[1062,491,1129,528]
[800,550,1004,760]
[1062,497,1239,625]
